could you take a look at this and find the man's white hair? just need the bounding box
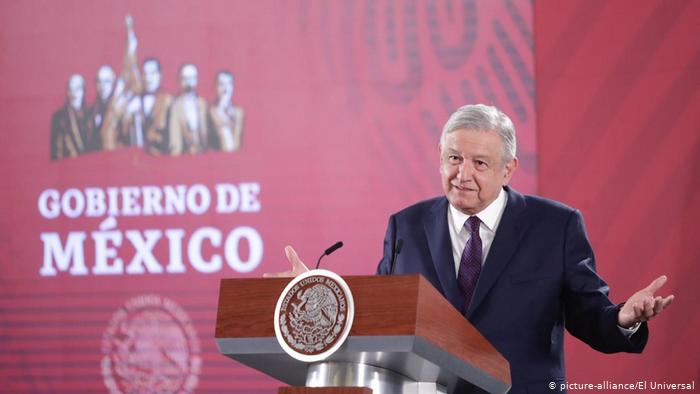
[440,104,517,164]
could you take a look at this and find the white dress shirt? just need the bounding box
[447,188,507,276]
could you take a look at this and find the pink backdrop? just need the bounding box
[0,1,537,393]
[536,0,699,390]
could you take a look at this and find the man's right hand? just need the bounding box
[262,245,310,278]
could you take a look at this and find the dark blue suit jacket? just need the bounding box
[376,187,647,393]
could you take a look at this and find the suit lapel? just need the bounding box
[467,187,531,317]
[424,198,464,311]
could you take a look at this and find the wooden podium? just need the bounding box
[215,275,510,394]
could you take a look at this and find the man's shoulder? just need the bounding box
[513,189,579,223]
[51,106,67,121]
[521,193,576,213]
[51,105,75,127]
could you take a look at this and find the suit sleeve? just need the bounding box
[562,209,648,353]
[376,215,397,275]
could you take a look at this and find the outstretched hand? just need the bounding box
[618,275,674,328]
[262,245,310,278]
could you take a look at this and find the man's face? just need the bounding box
[216,73,233,102]
[179,65,198,92]
[143,60,161,93]
[67,75,84,109]
[96,66,115,101]
[439,128,517,215]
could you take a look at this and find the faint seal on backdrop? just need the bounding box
[101,294,201,393]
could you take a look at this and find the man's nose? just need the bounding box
[456,162,474,182]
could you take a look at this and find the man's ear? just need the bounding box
[503,157,518,185]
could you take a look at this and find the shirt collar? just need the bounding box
[448,187,507,233]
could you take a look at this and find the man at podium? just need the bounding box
[271,104,673,394]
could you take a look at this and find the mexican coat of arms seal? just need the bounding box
[273,269,355,362]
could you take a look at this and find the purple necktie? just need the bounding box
[457,216,482,313]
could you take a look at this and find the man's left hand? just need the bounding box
[618,275,674,328]
[262,245,310,278]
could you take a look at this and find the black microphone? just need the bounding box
[389,238,403,275]
[316,241,344,269]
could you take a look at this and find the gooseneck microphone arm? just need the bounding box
[315,241,344,269]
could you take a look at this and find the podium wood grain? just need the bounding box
[216,275,510,387]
